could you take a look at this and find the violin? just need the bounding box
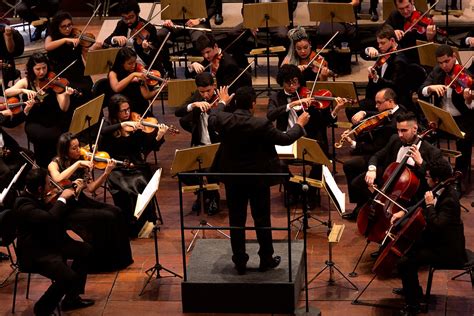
[296,86,357,110]
[211,52,223,76]
[38,72,82,96]
[80,147,132,169]
[0,96,26,115]
[135,63,164,86]
[445,64,474,94]
[71,28,110,48]
[129,112,179,135]
[131,21,155,49]
[302,51,336,78]
[335,110,392,148]
[403,10,447,37]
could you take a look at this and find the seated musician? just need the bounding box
[460,29,474,74]
[16,0,60,41]
[48,132,133,272]
[44,11,99,104]
[5,53,73,167]
[349,112,442,219]
[342,88,407,220]
[186,34,252,97]
[418,44,474,194]
[175,73,222,215]
[281,26,331,82]
[101,94,167,237]
[0,24,24,88]
[267,64,346,207]
[383,0,437,63]
[391,159,467,315]
[104,0,174,77]
[15,168,95,315]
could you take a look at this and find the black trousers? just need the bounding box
[224,181,273,266]
[343,155,370,203]
[453,115,473,175]
[25,122,62,168]
[16,0,59,23]
[28,239,91,315]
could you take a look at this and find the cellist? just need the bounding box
[391,159,466,316]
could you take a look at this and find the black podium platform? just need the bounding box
[181,239,305,314]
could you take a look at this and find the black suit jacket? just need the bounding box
[419,65,473,116]
[209,104,305,185]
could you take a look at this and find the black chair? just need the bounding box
[0,209,18,286]
[425,249,474,311]
[91,77,112,116]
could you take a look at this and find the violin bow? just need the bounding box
[34,59,77,96]
[304,31,339,71]
[404,0,439,34]
[445,55,474,89]
[144,31,171,78]
[128,4,170,44]
[140,78,169,118]
[73,3,101,51]
[203,30,249,71]
[19,151,63,190]
[309,56,326,96]
[376,41,433,58]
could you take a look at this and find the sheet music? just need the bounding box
[322,165,345,214]
[0,163,27,205]
[134,168,162,219]
[275,142,296,159]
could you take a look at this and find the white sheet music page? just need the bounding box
[134,168,162,219]
[322,165,345,214]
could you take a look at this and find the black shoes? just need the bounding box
[214,13,224,25]
[234,263,246,275]
[342,212,357,221]
[370,9,379,21]
[61,296,95,311]
[399,304,422,316]
[370,250,380,259]
[393,287,405,296]
[32,23,46,42]
[259,256,281,272]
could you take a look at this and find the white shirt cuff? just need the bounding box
[422,87,430,97]
[187,104,193,112]
[57,197,67,204]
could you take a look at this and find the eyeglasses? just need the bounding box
[121,14,136,22]
[285,79,299,86]
[119,108,131,113]
[60,23,73,30]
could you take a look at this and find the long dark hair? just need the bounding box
[26,53,50,84]
[108,94,130,124]
[49,11,73,40]
[110,47,137,78]
[55,132,77,167]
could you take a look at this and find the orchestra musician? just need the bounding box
[101,94,167,237]
[348,112,442,219]
[391,159,467,316]
[0,24,24,88]
[342,88,407,220]
[175,73,222,215]
[208,86,309,275]
[5,53,73,167]
[14,168,95,315]
[281,26,331,82]
[16,0,60,41]
[460,29,474,74]
[418,44,474,194]
[103,0,174,77]
[48,132,133,272]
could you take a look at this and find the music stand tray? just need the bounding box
[84,48,120,76]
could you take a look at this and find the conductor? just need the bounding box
[209,86,309,275]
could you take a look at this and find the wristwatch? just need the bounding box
[368,165,376,172]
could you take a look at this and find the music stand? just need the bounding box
[171,144,230,252]
[69,94,104,149]
[167,79,197,107]
[308,2,355,35]
[307,81,359,174]
[243,2,289,95]
[138,169,182,296]
[416,40,461,69]
[161,0,207,70]
[308,165,358,290]
[84,48,120,76]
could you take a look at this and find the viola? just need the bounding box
[403,10,447,37]
[71,28,110,48]
[445,64,474,94]
[356,126,436,243]
[129,112,179,135]
[38,72,82,96]
[80,147,131,169]
[335,110,392,148]
[135,63,164,86]
[0,97,26,115]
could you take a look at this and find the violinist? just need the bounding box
[187,34,252,96]
[175,73,222,215]
[342,88,407,220]
[419,44,474,192]
[348,112,441,219]
[44,11,97,104]
[267,64,346,207]
[281,26,331,82]
[101,94,167,236]
[392,159,466,316]
[103,0,173,77]
[48,132,133,272]
[460,29,474,73]
[5,53,73,167]
[108,47,162,116]
[384,0,437,63]
[0,24,24,88]
[14,168,95,315]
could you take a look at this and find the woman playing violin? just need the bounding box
[48,132,133,272]
[44,11,98,103]
[101,94,167,236]
[281,26,331,82]
[5,53,73,167]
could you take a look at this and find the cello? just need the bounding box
[356,126,435,244]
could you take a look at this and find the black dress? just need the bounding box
[111,69,149,115]
[52,157,133,272]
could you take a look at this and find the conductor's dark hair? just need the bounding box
[25,168,48,194]
[49,11,73,40]
[276,64,305,87]
[235,86,257,110]
[118,0,140,14]
[376,24,396,40]
[195,73,215,88]
[196,34,217,52]
[26,53,50,84]
[428,159,453,182]
[108,94,130,123]
[435,44,454,58]
[396,111,418,124]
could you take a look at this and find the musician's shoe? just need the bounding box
[32,23,47,42]
[370,11,379,22]
[214,13,224,25]
[0,252,9,261]
[342,212,357,221]
[393,286,423,298]
[234,263,246,275]
[399,304,421,316]
[259,256,281,272]
[207,197,220,216]
[61,296,95,311]
[370,250,380,259]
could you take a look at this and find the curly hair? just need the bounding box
[276,64,305,87]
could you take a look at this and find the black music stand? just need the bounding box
[161,0,207,71]
[243,2,289,95]
[138,169,182,296]
[69,94,104,150]
[171,143,230,252]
